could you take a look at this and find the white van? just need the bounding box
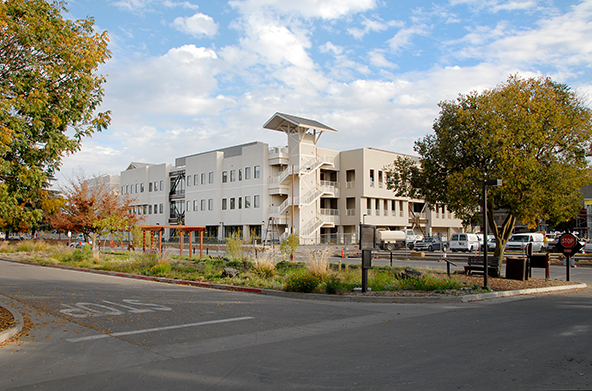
[506,233,546,252]
[449,233,480,252]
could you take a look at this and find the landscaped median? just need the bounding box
[0,241,586,303]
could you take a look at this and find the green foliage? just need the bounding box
[385,75,592,270]
[398,274,464,291]
[323,275,344,294]
[146,263,172,277]
[284,272,320,293]
[280,233,299,259]
[225,232,245,262]
[0,0,111,231]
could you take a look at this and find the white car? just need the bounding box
[449,233,480,252]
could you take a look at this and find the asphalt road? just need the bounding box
[1,259,591,390]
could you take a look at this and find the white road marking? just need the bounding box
[66,316,255,343]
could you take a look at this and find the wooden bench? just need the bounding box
[464,256,500,277]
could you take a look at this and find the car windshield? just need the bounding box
[509,235,529,242]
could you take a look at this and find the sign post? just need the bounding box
[557,233,582,282]
[359,224,376,293]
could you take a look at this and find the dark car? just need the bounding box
[413,237,448,252]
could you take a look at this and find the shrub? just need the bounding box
[324,275,343,294]
[147,262,172,277]
[226,232,245,262]
[251,249,279,278]
[280,233,299,260]
[305,247,333,280]
[285,272,320,293]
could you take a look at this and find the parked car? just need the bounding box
[449,233,480,252]
[506,233,546,252]
[413,237,448,252]
[479,235,496,251]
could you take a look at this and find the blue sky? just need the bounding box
[60,0,592,180]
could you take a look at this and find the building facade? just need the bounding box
[118,113,464,244]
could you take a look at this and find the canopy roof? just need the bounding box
[263,112,338,134]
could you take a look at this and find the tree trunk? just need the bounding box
[488,207,516,275]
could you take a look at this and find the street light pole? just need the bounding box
[483,179,502,289]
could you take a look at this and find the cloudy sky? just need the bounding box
[60,0,592,181]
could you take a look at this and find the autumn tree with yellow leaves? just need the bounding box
[385,75,592,270]
[0,0,110,232]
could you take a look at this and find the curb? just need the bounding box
[461,283,588,302]
[0,296,24,344]
[0,258,588,304]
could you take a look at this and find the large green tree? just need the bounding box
[0,0,110,231]
[385,75,592,269]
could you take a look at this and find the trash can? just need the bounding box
[506,257,528,281]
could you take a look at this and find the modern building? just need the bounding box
[118,113,464,244]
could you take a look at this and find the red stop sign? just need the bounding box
[560,234,576,248]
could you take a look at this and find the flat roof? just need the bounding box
[263,112,338,134]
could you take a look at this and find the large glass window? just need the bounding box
[222,171,228,183]
[254,165,260,179]
[222,198,227,210]
[245,166,251,180]
[254,195,260,208]
[245,196,251,208]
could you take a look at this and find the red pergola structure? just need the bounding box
[141,225,206,258]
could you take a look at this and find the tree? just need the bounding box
[385,75,592,271]
[0,0,110,231]
[50,172,139,253]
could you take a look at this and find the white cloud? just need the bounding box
[388,24,430,53]
[348,17,402,40]
[173,12,219,38]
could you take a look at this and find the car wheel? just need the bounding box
[385,243,395,251]
[428,245,433,252]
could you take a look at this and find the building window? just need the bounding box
[254,165,261,179]
[199,173,204,185]
[193,200,198,211]
[140,183,144,192]
[245,166,251,180]
[159,203,163,214]
[160,180,163,191]
[230,170,236,182]
[222,171,228,183]
[208,199,213,210]
[194,174,198,185]
[149,182,153,192]
[230,198,235,209]
[187,176,192,186]
[222,198,227,210]
[143,205,147,214]
[238,169,242,181]
[370,169,375,187]
[245,196,251,208]
[254,195,260,208]
[187,201,191,212]
[238,197,242,209]
[208,172,214,184]
[154,204,158,214]
[201,199,206,211]
[149,205,152,214]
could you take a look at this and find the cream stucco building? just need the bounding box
[118,113,464,244]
